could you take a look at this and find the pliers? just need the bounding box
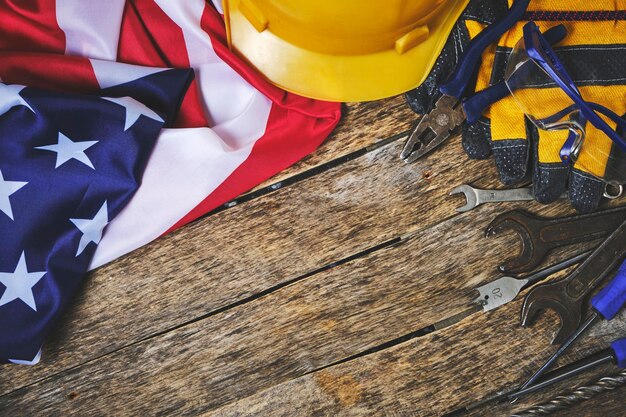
[400,0,566,163]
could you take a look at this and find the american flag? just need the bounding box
[0,67,193,364]
[0,0,341,364]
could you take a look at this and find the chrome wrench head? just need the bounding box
[450,185,478,212]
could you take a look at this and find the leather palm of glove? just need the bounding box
[406,0,626,213]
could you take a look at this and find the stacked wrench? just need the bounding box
[464,210,626,407]
[520,219,626,344]
[469,206,626,315]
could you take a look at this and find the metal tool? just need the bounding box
[473,250,591,312]
[452,185,551,213]
[467,339,626,410]
[451,185,535,213]
[486,206,626,274]
[521,219,626,345]
[450,184,622,213]
[401,95,468,163]
[511,339,626,400]
[516,259,626,393]
[399,0,532,163]
[451,184,621,213]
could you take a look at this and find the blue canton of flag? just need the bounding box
[0,67,193,364]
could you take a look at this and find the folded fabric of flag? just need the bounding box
[0,0,341,364]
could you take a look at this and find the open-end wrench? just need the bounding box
[451,184,622,213]
[450,185,539,212]
[485,206,626,274]
[520,219,626,345]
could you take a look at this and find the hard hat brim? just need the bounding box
[224,0,470,102]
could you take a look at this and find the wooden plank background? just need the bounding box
[1,97,625,416]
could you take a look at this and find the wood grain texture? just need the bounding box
[1,124,500,394]
[0,97,416,394]
[0,199,583,416]
[2,92,622,417]
[249,96,417,193]
[203,305,626,417]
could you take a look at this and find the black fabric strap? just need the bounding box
[491,44,626,87]
[525,10,626,21]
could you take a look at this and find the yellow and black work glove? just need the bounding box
[406,0,626,212]
[483,0,626,212]
[406,0,510,159]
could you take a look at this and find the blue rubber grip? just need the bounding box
[611,338,626,368]
[591,259,626,320]
[463,83,508,124]
[461,24,567,124]
[440,0,531,98]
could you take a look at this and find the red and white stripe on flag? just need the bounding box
[0,0,341,268]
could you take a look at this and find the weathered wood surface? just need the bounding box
[0,99,420,393]
[1,123,499,392]
[0,202,590,415]
[249,96,416,194]
[1,97,623,417]
[204,307,626,417]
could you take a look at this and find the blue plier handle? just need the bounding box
[401,0,533,163]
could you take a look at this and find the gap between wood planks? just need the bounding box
[0,127,424,397]
[201,247,595,416]
[201,293,626,417]
[0,123,609,414]
[0,200,474,401]
[202,131,408,217]
[0,99,415,390]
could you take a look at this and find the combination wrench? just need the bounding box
[450,185,542,213]
[450,184,622,213]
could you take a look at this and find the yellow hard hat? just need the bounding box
[223,0,469,102]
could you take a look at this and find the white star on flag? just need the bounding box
[103,96,164,131]
[70,201,109,256]
[0,83,34,116]
[0,252,46,311]
[9,349,42,366]
[0,169,28,221]
[35,132,98,169]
